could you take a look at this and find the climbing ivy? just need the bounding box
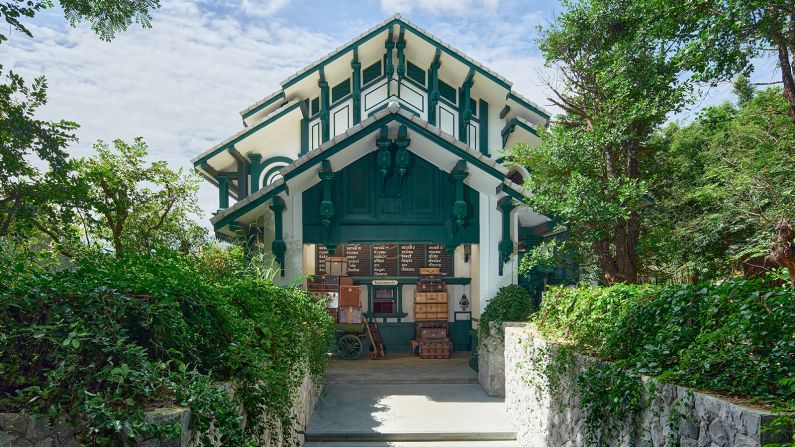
[0,248,334,446]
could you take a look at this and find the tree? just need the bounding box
[646,1,795,125]
[0,0,160,42]
[0,70,79,242]
[649,88,795,284]
[511,0,689,284]
[732,74,756,106]
[73,138,206,256]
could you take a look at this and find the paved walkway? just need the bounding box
[304,353,517,446]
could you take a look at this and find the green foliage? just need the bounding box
[0,0,160,42]
[511,0,691,284]
[535,280,795,406]
[0,248,335,445]
[73,138,206,256]
[576,363,644,444]
[649,88,795,281]
[0,68,78,242]
[478,285,537,341]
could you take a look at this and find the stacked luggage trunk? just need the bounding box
[414,268,452,359]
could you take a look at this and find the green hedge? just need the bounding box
[479,284,538,341]
[534,280,794,407]
[0,249,334,445]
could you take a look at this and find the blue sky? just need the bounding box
[0,0,782,224]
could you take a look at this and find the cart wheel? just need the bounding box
[337,334,363,360]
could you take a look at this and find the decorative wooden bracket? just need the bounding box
[395,125,411,187]
[376,125,392,189]
[498,196,516,276]
[451,160,469,235]
[269,196,286,277]
[318,160,335,241]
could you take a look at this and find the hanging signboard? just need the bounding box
[315,243,453,277]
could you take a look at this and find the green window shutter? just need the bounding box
[438,80,457,104]
[363,62,382,85]
[332,78,351,103]
[346,163,370,214]
[406,61,425,85]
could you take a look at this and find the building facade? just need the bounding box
[192,15,556,352]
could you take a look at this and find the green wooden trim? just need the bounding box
[458,69,474,144]
[501,117,539,147]
[217,176,230,210]
[241,90,285,120]
[236,159,249,199]
[319,69,330,143]
[352,48,362,125]
[428,49,441,125]
[507,92,550,120]
[498,196,516,276]
[396,27,406,82]
[270,196,286,276]
[215,112,509,231]
[213,183,286,230]
[280,18,512,92]
[479,99,489,156]
[249,154,263,193]
[499,104,510,119]
[352,277,471,285]
[300,118,309,155]
[193,101,302,167]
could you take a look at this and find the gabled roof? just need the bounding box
[212,99,531,233]
[239,14,524,121]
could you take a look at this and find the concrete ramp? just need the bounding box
[304,354,517,447]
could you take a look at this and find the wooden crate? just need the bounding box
[419,267,440,275]
[419,327,448,340]
[415,303,447,313]
[414,312,449,321]
[337,306,363,324]
[339,286,361,307]
[414,292,447,303]
[340,276,354,286]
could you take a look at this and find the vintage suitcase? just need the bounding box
[414,292,447,303]
[414,311,448,321]
[419,267,440,275]
[339,286,361,307]
[414,303,447,314]
[418,339,452,359]
[339,276,354,286]
[419,327,448,340]
[307,275,340,293]
[416,281,446,292]
[418,274,444,282]
[337,306,363,324]
[325,257,348,276]
[415,321,447,338]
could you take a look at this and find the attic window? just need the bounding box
[406,61,425,85]
[332,78,351,103]
[362,61,382,85]
[311,97,320,116]
[438,80,457,104]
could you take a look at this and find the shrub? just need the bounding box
[0,249,334,446]
[535,280,795,406]
[479,284,538,341]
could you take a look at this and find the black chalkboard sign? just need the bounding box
[314,243,453,277]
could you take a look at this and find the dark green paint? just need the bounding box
[241,90,285,120]
[479,99,489,156]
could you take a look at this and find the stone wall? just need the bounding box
[503,325,789,447]
[0,373,321,447]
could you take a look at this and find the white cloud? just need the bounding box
[1,0,337,226]
[381,0,500,16]
[241,0,290,17]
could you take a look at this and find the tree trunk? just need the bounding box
[765,218,795,287]
[774,27,795,125]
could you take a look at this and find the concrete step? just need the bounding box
[325,377,479,385]
[304,441,519,447]
[305,432,517,442]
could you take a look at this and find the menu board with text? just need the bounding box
[343,244,371,276]
[371,244,398,276]
[314,243,454,277]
